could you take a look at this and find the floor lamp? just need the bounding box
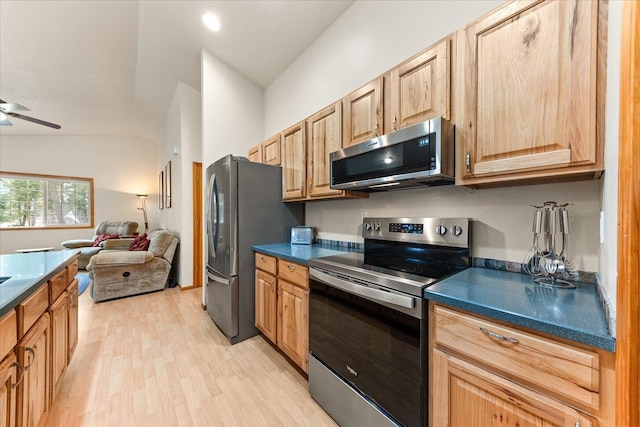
[136,194,148,232]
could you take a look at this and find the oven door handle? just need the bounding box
[310,268,415,309]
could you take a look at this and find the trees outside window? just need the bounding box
[0,172,93,229]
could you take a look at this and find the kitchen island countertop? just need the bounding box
[253,243,361,265]
[0,250,80,317]
[424,267,615,352]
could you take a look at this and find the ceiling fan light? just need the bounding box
[202,13,221,32]
[0,112,11,126]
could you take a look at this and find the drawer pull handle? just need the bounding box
[287,265,296,272]
[480,327,519,344]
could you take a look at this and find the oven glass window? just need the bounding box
[309,280,423,427]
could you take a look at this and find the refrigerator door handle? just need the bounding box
[206,173,217,259]
[206,270,231,285]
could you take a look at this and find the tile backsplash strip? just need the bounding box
[315,239,364,250]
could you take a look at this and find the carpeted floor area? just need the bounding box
[76,272,91,296]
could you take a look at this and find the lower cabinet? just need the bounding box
[49,296,68,400]
[277,280,308,372]
[0,353,20,427]
[67,280,79,362]
[254,253,309,373]
[432,350,596,427]
[16,314,50,427]
[430,303,614,427]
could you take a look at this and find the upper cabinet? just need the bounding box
[247,134,281,165]
[281,121,307,201]
[306,101,344,199]
[343,77,383,148]
[384,37,451,134]
[455,0,605,186]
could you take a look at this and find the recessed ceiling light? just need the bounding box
[203,13,220,32]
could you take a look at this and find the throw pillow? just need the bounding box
[93,234,119,247]
[129,233,150,251]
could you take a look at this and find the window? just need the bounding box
[0,172,93,229]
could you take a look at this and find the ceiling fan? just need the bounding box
[0,99,61,129]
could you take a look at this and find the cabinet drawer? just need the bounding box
[434,305,600,410]
[277,259,308,289]
[0,310,17,360]
[17,284,49,338]
[49,269,68,305]
[255,253,277,275]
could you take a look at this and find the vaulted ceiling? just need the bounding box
[0,0,354,142]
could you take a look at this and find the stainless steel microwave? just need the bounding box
[330,117,455,191]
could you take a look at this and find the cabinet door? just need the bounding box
[262,134,281,165]
[49,295,68,398]
[277,280,308,372]
[457,0,601,185]
[248,143,262,163]
[16,314,49,427]
[343,77,383,148]
[307,101,343,198]
[385,37,450,134]
[255,270,277,343]
[432,349,596,427]
[0,353,19,427]
[281,121,306,200]
[67,280,79,362]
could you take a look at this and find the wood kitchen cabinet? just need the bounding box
[66,280,78,362]
[48,295,67,400]
[255,254,277,343]
[0,353,19,427]
[455,0,605,186]
[16,314,50,427]
[276,259,309,373]
[254,252,309,373]
[384,36,452,134]
[306,101,344,198]
[343,77,383,148]
[281,121,307,200]
[248,134,281,165]
[429,303,615,427]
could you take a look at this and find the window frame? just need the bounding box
[0,171,94,230]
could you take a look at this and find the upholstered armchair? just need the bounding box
[61,221,139,269]
[87,229,179,302]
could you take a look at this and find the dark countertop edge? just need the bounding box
[0,252,80,318]
[253,244,361,265]
[424,290,616,352]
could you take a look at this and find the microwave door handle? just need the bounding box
[310,268,415,309]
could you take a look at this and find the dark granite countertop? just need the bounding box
[253,243,361,265]
[424,267,615,352]
[0,250,80,317]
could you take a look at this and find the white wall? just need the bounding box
[158,82,202,287]
[265,0,620,308]
[0,135,157,254]
[201,49,264,169]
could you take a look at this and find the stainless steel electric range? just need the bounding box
[308,217,470,427]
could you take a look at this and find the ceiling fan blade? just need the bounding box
[0,102,29,112]
[7,112,61,129]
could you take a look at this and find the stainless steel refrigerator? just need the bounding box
[205,155,303,344]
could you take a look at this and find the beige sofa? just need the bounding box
[61,221,139,269]
[87,229,179,302]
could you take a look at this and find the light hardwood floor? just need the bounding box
[47,287,338,426]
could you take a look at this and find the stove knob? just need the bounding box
[435,225,447,236]
[373,223,381,231]
[364,223,372,231]
[450,225,463,236]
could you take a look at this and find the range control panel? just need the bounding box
[363,217,469,248]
